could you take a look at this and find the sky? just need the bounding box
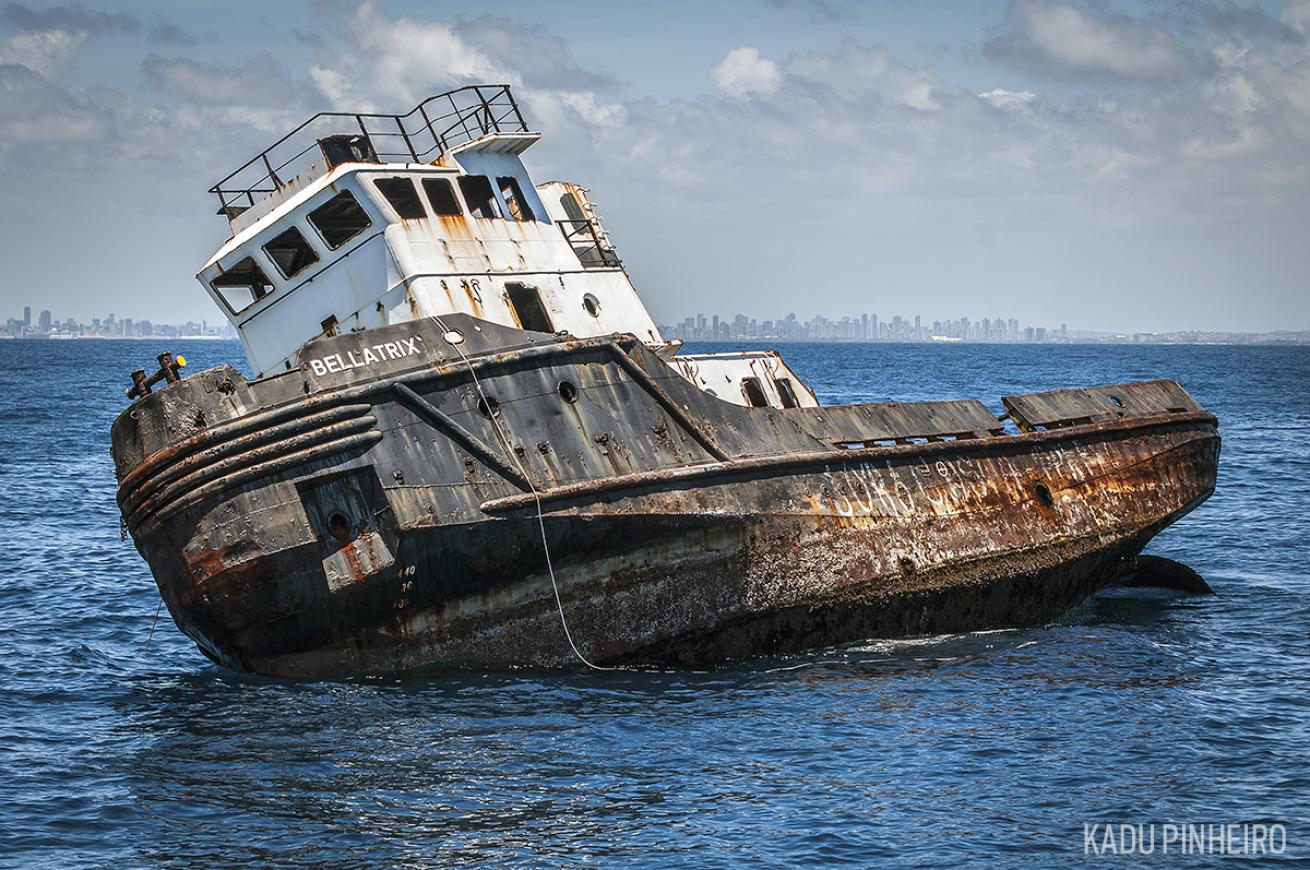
[1,0,1307,333]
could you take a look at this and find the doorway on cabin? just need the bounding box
[505,283,554,333]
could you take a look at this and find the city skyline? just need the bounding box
[664,311,1070,343]
[4,304,234,340]
[662,310,1310,345]
[7,300,1306,347]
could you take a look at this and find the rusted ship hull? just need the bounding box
[111,316,1219,678]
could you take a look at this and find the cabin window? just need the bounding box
[262,226,319,279]
[308,190,372,249]
[459,175,501,219]
[211,256,275,313]
[582,293,601,317]
[773,378,799,408]
[558,191,587,223]
[741,377,770,408]
[506,283,553,333]
[497,176,535,222]
[374,177,427,219]
[422,178,463,216]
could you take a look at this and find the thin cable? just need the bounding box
[433,317,615,671]
[144,596,163,653]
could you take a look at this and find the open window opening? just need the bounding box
[741,377,770,408]
[374,177,427,219]
[458,175,501,219]
[506,282,553,333]
[421,177,463,216]
[308,190,372,249]
[262,226,319,279]
[211,256,275,313]
[497,176,535,222]
[773,378,799,409]
[559,191,587,223]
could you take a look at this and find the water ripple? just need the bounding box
[1,340,1306,867]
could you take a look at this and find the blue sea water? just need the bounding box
[0,338,1307,867]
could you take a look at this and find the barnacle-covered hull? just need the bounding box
[111,316,1219,678]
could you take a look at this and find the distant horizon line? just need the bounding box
[8,304,1308,344]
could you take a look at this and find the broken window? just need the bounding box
[262,226,319,279]
[308,190,372,249]
[773,378,799,409]
[458,175,501,219]
[506,283,553,333]
[318,134,378,168]
[421,177,463,216]
[741,377,770,408]
[497,176,535,222]
[211,256,275,313]
[374,177,427,219]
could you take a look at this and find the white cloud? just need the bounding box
[0,28,85,79]
[316,0,510,109]
[711,47,781,97]
[295,1,627,181]
[1283,0,1310,36]
[784,41,941,109]
[989,0,1194,80]
[979,88,1037,108]
[142,54,301,111]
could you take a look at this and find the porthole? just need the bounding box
[582,293,601,317]
[1034,483,1055,509]
[327,511,353,544]
[1109,395,1124,408]
[558,380,579,404]
[443,329,465,345]
[477,396,501,419]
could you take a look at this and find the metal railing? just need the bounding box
[210,84,530,218]
[557,219,622,268]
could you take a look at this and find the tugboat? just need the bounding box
[111,85,1220,677]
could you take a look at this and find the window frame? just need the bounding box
[458,175,502,220]
[497,175,535,222]
[210,255,277,315]
[261,225,320,280]
[307,189,374,250]
[773,377,800,409]
[421,177,464,217]
[741,376,770,408]
[372,176,428,220]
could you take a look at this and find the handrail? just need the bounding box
[210,84,530,218]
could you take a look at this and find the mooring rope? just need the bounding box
[432,317,614,671]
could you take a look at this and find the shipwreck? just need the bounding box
[111,85,1220,677]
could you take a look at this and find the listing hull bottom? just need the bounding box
[244,524,1163,679]
[177,434,1214,679]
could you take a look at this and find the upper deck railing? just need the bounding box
[209,84,530,219]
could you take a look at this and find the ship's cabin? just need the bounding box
[199,85,817,408]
